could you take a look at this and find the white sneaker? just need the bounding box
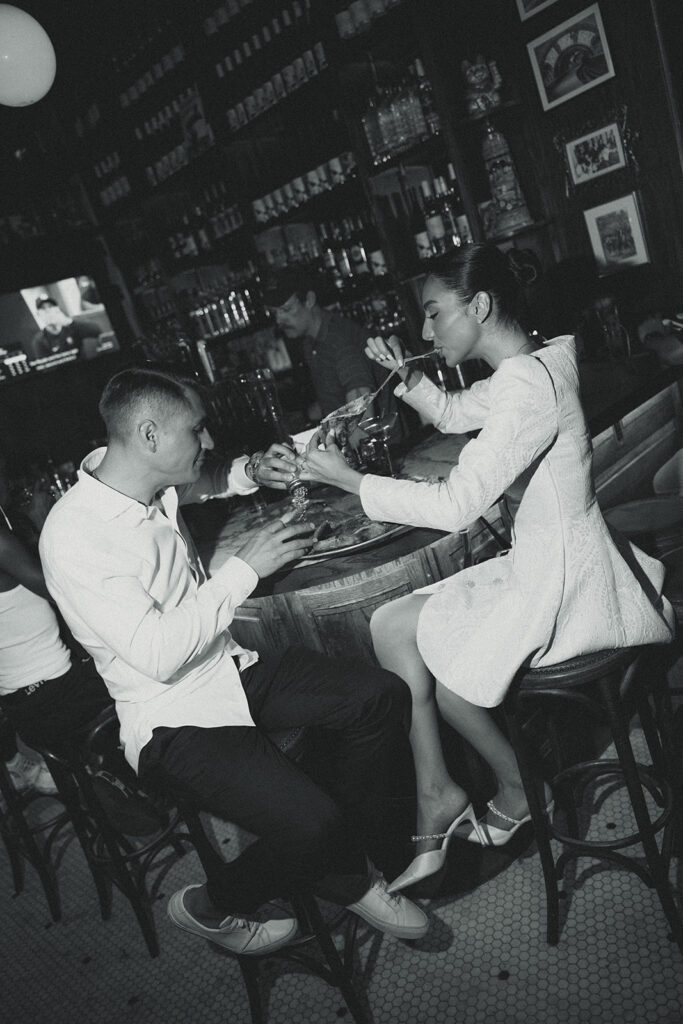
[167,885,298,955]
[5,753,57,796]
[33,762,58,796]
[6,753,38,791]
[346,870,429,939]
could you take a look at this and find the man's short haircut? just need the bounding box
[99,366,199,442]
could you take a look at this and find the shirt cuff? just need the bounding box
[230,455,259,495]
[214,554,259,600]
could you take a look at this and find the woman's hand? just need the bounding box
[366,335,422,389]
[236,509,315,578]
[251,442,298,490]
[298,434,363,495]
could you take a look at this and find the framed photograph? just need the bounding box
[516,0,561,21]
[527,4,615,112]
[583,192,650,276]
[565,121,626,185]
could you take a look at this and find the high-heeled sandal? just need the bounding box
[463,798,555,847]
[387,803,486,894]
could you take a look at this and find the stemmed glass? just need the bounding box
[357,408,399,476]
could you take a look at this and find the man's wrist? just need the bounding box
[245,451,265,484]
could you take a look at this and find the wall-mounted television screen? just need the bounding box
[0,274,120,383]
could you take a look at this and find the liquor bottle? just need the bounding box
[333,219,355,284]
[362,91,384,163]
[347,214,372,279]
[446,163,472,243]
[318,222,344,290]
[413,58,441,136]
[361,214,389,277]
[420,179,447,256]
[408,188,432,262]
[433,175,461,248]
[481,121,533,235]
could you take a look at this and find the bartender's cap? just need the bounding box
[261,266,317,308]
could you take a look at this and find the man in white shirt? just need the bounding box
[40,366,427,955]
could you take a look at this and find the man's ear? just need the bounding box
[138,418,158,453]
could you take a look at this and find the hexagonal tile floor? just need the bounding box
[1,724,682,1024]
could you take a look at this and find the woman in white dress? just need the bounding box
[300,243,674,892]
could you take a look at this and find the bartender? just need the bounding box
[262,266,374,422]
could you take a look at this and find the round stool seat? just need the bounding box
[602,496,683,559]
[517,647,638,692]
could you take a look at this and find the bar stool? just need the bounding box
[502,645,683,954]
[37,706,196,957]
[602,496,683,561]
[0,711,69,921]
[166,729,372,1024]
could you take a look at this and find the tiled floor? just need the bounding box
[1,728,682,1024]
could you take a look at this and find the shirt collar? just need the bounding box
[78,448,175,522]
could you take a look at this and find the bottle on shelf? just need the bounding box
[346,214,372,280]
[318,222,344,290]
[432,175,461,249]
[361,213,389,277]
[446,163,472,243]
[413,58,441,136]
[407,188,432,262]
[481,121,533,236]
[420,178,447,256]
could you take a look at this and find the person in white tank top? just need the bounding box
[0,452,110,792]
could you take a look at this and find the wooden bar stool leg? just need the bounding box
[46,758,113,921]
[296,894,371,1024]
[600,677,683,954]
[504,698,561,945]
[237,959,266,1024]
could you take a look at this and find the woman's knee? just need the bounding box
[370,596,420,650]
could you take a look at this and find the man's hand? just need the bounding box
[235,510,315,577]
[251,442,298,490]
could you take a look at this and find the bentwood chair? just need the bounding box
[502,645,683,956]
[37,707,373,1021]
[36,706,195,957]
[0,710,69,921]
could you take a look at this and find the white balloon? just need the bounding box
[0,4,56,107]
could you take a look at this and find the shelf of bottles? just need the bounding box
[334,0,405,41]
[361,58,441,168]
[201,0,332,135]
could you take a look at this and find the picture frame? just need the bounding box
[527,4,615,112]
[583,192,650,276]
[515,0,561,22]
[565,120,626,185]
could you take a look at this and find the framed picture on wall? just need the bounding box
[565,121,626,185]
[515,0,561,21]
[583,192,650,276]
[527,4,615,111]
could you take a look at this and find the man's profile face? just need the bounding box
[155,388,215,486]
[271,291,311,339]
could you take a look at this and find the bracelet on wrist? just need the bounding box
[245,451,265,483]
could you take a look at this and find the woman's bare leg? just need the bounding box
[370,595,469,850]
[434,685,552,828]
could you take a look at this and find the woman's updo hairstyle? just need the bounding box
[428,243,526,325]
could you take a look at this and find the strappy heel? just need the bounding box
[387,802,486,894]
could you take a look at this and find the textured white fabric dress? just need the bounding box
[359,336,674,707]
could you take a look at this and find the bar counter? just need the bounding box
[187,359,683,665]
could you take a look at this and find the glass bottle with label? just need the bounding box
[481,121,532,235]
[420,179,447,256]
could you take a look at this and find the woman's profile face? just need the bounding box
[421,275,480,367]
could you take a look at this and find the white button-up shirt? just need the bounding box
[40,449,261,771]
